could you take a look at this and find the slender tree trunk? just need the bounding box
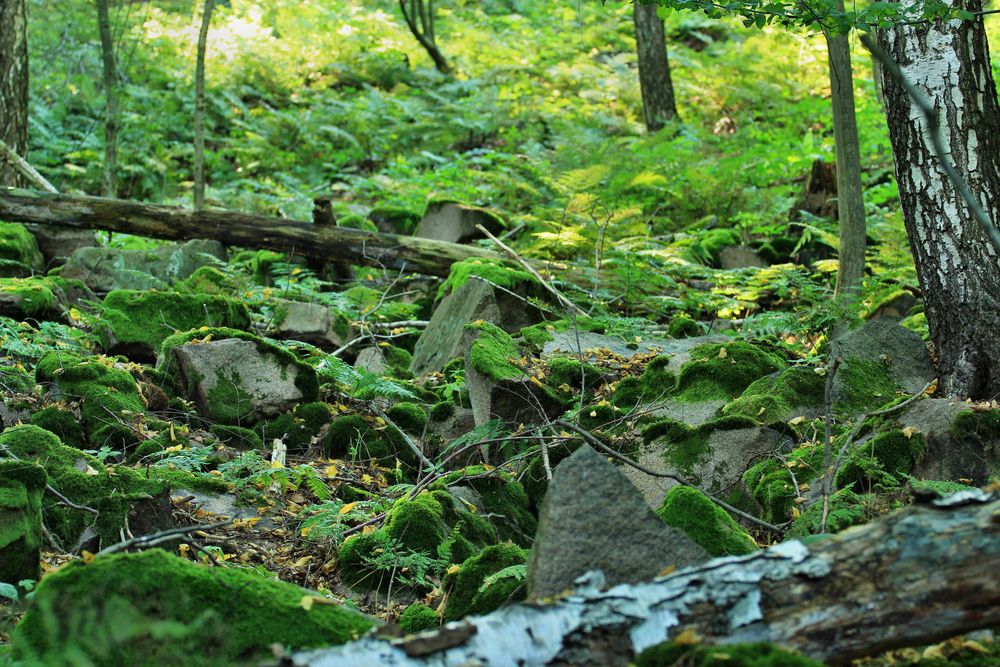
[825,14,866,297]
[399,0,450,74]
[194,0,216,211]
[633,0,679,130]
[0,0,29,188]
[879,0,1000,399]
[96,0,119,199]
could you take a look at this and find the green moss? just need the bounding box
[786,488,871,538]
[230,249,288,285]
[517,317,607,351]
[437,257,536,300]
[342,285,421,323]
[835,357,901,415]
[12,549,372,665]
[467,322,525,381]
[321,414,417,471]
[0,461,46,586]
[443,543,527,621]
[952,408,1000,441]
[642,416,755,478]
[656,485,758,557]
[264,402,332,451]
[723,366,826,423]
[428,400,455,421]
[634,640,823,667]
[385,492,447,554]
[578,402,620,431]
[368,206,422,235]
[611,376,646,407]
[398,604,438,633]
[545,356,602,390]
[835,429,926,489]
[675,342,786,402]
[387,402,428,434]
[337,214,378,233]
[743,442,824,523]
[0,277,58,315]
[908,478,975,497]
[96,290,251,358]
[433,468,536,546]
[667,314,701,338]
[210,424,264,451]
[30,406,85,449]
[174,266,242,296]
[522,441,579,512]
[337,530,395,587]
[899,311,929,340]
[0,222,43,268]
[36,352,146,449]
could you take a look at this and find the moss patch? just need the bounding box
[387,402,428,435]
[437,257,536,300]
[443,543,527,621]
[209,424,264,451]
[321,414,416,470]
[174,266,242,296]
[0,222,43,269]
[656,485,758,557]
[674,342,786,402]
[643,416,756,478]
[787,488,872,538]
[835,357,901,416]
[723,366,826,423]
[264,402,332,452]
[467,322,526,381]
[743,442,824,524]
[12,549,372,665]
[835,429,926,490]
[634,640,823,667]
[398,603,438,633]
[0,277,59,316]
[30,406,85,449]
[0,460,46,586]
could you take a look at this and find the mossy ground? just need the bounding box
[11,549,373,666]
[656,485,758,556]
[723,366,826,423]
[398,603,439,633]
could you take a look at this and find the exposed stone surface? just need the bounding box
[173,338,317,424]
[411,279,540,376]
[268,298,352,350]
[353,347,388,375]
[466,365,565,431]
[717,245,767,270]
[26,225,98,267]
[543,332,726,366]
[901,399,997,485]
[413,202,505,244]
[60,239,227,293]
[830,319,934,396]
[526,445,708,600]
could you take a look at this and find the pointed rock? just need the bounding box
[526,445,708,600]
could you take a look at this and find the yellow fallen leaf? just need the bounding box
[81,550,95,564]
[340,502,358,515]
[300,596,315,611]
[293,556,313,568]
[164,444,183,454]
[325,465,339,477]
[961,640,990,653]
[901,426,919,439]
[447,564,461,575]
[674,628,701,645]
[790,507,801,519]
[717,347,728,359]
[788,416,806,425]
[922,643,948,660]
[300,526,312,537]
[657,564,676,577]
[530,376,543,387]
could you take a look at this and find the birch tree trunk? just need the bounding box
[633,1,679,130]
[194,0,216,211]
[879,0,1000,398]
[0,0,29,188]
[96,0,119,199]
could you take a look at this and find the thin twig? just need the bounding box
[554,419,782,533]
[475,223,586,316]
[0,139,58,192]
[98,520,231,555]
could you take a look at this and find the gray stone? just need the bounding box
[465,363,565,432]
[901,399,998,485]
[411,279,541,376]
[353,347,388,375]
[648,399,726,426]
[60,239,226,293]
[174,490,279,529]
[268,298,352,350]
[413,202,505,244]
[26,225,98,267]
[543,332,726,366]
[717,245,766,270]
[526,445,708,600]
[830,319,934,395]
[173,338,316,424]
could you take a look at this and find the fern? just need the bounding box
[478,564,527,593]
[298,499,379,543]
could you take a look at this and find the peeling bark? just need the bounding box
[879,1,1000,398]
[0,189,516,278]
[0,0,29,187]
[292,492,1000,667]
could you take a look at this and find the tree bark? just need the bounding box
[292,492,1000,666]
[96,0,120,199]
[194,0,216,211]
[0,0,29,188]
[825,17,867,297]
[633,1,679,130]
[399,0,450,75]
[0,189,512,278]
[879,1,1000,399]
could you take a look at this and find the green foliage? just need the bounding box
[656,485,758,557]
[438,258,537,300]
[634,640,823,667]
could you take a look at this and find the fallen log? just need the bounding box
[0,188,503,278]
[292,490,1000,666]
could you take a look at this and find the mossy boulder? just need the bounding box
[398,603,439,633]
[434,467,537,547]
[634,640,823,667]
[30,406,85,449]
[11,549,373,666]
[0,222,44,270]
[656,485,758,557]
[0,276,62,320]
[674,342,786,402]
[443,543,527,621]
[174,266,243,296]
[36,352,147,450]
[0,461,46,586]
[743,442,824,524]
[835,429,927,490]
[723,366,826,423]
[263,402,332,452]
[95,290,251,361]
[667,314,701,338]
[467,321,526,382]
[386,401,428,435]
[209,424,264,451]
[437,257,535,301]
[321,414,417,470]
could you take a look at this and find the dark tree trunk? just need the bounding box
[879,1,1000,399]
[0,0,29,187]
[633,1,679,130]
[194,0,216,210]
[96,0,120,198]
[399,0,450,75]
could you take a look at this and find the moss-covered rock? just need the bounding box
[723,366,826,423]
[743,442,823,524]
[11,549,373,666]
[656,485,758,557]
[434,467,536,547]
[518,316,608,350]
[437,257,536,301]
[642,416,757,481]
[0,222,44,270]
[443,543,527,621]
[264,402,332,451]
[667,314,701,338]
[398,603,439,633]
[173,266,243,296]
[674,342,786,402]
[545,356,601,389]
[786,488,872,538]
[0,276,60,318]
[387,401,428,435]
[321,414,416,470]
[634,640,823,667]
[466,321,526,381]
[209,424,264,451]
[835,429,926,490]
[96,290,251,360]
[30,406,85,449]
[833,357,902,415]
[230,249,289,285]
[0,460,46,586]
[36,352,146,450]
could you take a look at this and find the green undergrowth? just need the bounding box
[634,640,824,667]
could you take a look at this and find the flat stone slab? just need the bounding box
[543,332,726,366]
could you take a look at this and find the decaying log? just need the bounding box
[0,188,506,278]
[292,491,1000,666]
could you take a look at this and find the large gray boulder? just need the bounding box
[410,279,541,376]
[413,202,504,244]
[830,319,934,399]
[172,338,318,424]
[60,239,227,293]
[268,298,353,350]
[526,445,709,600]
